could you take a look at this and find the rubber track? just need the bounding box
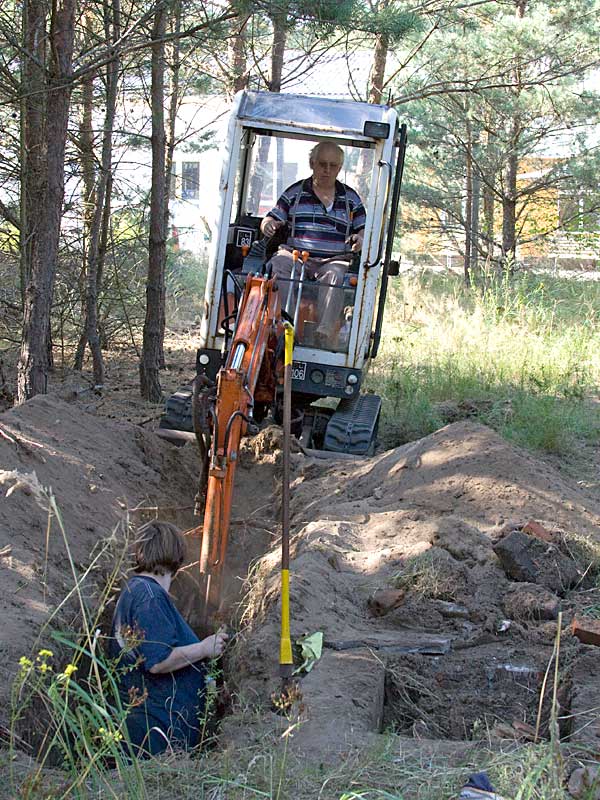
[159,386,194,432]
[323,393,381,455]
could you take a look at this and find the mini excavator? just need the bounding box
[159,91,406,628]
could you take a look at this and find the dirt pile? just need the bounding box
[0,394,284,733]
[3,399,600,764]
[233,421,600,756]
[0,394,201,720]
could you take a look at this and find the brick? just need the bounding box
[523,520,556,544]
[572,617,600,646]
[367,589,405,617]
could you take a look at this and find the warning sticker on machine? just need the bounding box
[292,361,307,381]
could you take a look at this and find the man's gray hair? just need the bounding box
[309,141,344,166]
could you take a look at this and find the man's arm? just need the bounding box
[149,630,228,674]
[260,215,284,238]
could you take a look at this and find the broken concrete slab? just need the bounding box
[503,582,560,621]
[434,600,471,620]
[324,631,452,656]
[493,530,580,593]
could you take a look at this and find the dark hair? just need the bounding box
[133,520,186,576]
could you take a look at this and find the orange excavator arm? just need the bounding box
[198,272,284,630]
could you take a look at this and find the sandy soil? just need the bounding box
[228,422,600,757]
[2,370,600,765]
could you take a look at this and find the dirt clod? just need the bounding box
[493,529,581,593]
[503,583,560,621]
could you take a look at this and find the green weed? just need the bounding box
[369,271,600,458]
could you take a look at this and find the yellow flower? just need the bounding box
[38,662,52,674]
[98,726,123,743]
[63,664,77,679]
[38,649,54,659]
[19,656,33,670]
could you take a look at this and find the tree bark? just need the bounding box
[74,0,120,383]
[464,131,473,286]
[160,0,181,369]
[17,0,76,402]
[73,58,96,372]
[229,15,249,94]
[501,0,526,271]
[247,5,287,211]
[140,3,167,402]
[20,0,47,305]
[357,5,389,198]
[502,142,518,269]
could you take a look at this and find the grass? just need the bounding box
[368,270,600,463]
[393,550,460,601]
[5,267,600,798]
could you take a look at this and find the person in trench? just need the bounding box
[109,520,228,756]
[260,141,366,349]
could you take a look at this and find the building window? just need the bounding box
[182,161,199,200]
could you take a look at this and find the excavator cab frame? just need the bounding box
[159,92,407,628]
[161,91,406,455]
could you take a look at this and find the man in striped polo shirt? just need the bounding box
[260,142,366,349]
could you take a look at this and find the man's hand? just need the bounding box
[201,628,229,659]
[346,231,364,253]
[261,217,284,238]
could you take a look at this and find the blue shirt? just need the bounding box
[109,575,206,756]
[266,177,366,258]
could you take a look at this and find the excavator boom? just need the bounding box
[198,273,283,629]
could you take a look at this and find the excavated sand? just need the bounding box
[231,422,600,756]
[2,399,600,760]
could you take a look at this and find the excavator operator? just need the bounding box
[260,142,366,349]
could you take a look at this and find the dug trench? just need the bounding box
[2,396,600,768]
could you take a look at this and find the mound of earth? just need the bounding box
[231,421,600,757]
[3,401,600,766]
[0,395,279,733]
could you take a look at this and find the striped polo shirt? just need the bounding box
[266,177,366,259]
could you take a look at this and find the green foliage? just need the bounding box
[369,271,600,459]
[394,0,600,262]
[485,393,597,454]
[166,247,209,318]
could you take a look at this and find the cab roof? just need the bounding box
[237,91,397,141]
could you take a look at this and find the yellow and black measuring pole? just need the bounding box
[279,321,294,687]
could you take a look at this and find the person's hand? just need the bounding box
[202,628,229,659]
[346,231,364,253]
[262,217,284,238]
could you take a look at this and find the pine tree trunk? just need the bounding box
[500,0,526,271]
[357,13,389,197]
[161,0,181,369]
[229,15,249,94]
[140,4,167,402]
[247,7,287,211]
[502,146,518,270]
[464,134,473,286]
[20,0,47,305]
[73,66,96,372]
[17,0,76,402]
